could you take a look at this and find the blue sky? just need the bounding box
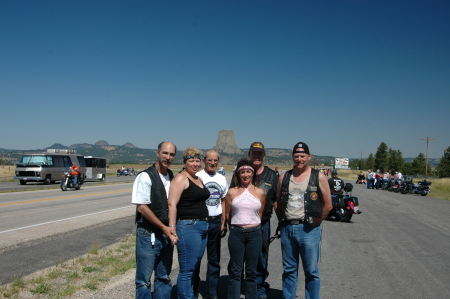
[1,0,449,159]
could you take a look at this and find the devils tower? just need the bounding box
[214,129,242,154]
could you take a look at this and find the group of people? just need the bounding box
[131,141,332,299]
[364,169,403,190]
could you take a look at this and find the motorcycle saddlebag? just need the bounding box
[332,195,345,208]
[351,196,359,206]
[419,180,432,186]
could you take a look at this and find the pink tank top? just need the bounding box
[231,188,261,225]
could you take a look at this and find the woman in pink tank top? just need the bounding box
[225,159,266,299]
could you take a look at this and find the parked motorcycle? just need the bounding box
[61,171,81,191]
[327,183,361,222]
[387,178,402,193]
[400,179,431,196]
[356,173,366,184]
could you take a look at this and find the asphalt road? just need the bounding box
[175,181,450,299]
[1,175,450,298]
[0,174,136,192]
[0,179,136,285]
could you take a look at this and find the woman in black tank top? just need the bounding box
[168,146,209,299]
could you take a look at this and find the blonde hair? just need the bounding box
[183,146,202,162]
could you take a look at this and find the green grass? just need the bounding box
[0,233,136,298]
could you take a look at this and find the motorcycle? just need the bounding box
[327,183,361,222]
[356,174,366,184]
[387,178,402,193]
[400,179,431,196]
[61,171,81,191]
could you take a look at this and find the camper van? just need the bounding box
[84,156,107,181]
[14,149,86,185]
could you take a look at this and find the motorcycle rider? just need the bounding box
[69,163,81,186]
[328,170,344,195]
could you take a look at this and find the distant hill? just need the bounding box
[0,139,440,167]
[0,142,335,166]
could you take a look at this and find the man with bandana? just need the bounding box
[276,141,332,299]
[194,149,229,299]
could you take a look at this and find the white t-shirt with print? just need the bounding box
[196,169,228,217]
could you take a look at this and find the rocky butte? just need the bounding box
[214,129,242,155]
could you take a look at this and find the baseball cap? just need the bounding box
[249,141,265,152]
[293,142,310,154]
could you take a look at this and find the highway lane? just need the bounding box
[0,184,132,231]
[0,174,136,192]
[0,182,137,284]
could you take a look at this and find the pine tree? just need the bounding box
[436,146,450,178]
[410,153,426,175]
[388,148,404,173]
[374,142,389,173]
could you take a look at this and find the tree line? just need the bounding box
[348,142,450,178]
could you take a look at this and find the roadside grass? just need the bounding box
[0,233,136,299]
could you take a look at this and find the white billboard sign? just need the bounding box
[335,157,349,169]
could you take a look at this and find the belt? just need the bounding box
[178,217,209,222]
[230,224,261,233]
[208,214,222,220]
[284,219,305,225]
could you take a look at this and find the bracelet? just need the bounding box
[169,225,176,227]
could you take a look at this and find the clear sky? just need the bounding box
[1,0,449,159]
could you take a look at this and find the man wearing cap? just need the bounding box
[230,141,278,299]
[276,142,332,299]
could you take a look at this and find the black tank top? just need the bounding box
[177,177,210,220]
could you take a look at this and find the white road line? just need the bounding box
[0,206,133,234]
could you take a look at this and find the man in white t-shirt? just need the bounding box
[131,141,178,299]
[194,149,228,299]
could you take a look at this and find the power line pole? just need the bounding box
[421,137,434,177]
[360,151,364,170]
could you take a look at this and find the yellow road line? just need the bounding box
[0,189,132,207]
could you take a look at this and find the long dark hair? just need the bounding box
[233,158,258,187]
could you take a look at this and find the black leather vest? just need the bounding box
[135,165,173,231]
[257,166,278,223]
[279,168,323,228]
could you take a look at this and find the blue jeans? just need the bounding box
[72,175,78,186]
[194,215,222,299]
[382,179,388,190]
[257,220,270,298]
[367,178,375,189]
[135,227,174,299]
[227,225,262,299]
[177,220,208,299]
[280,222,322,299]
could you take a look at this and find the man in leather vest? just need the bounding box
[230,141,278,299]
[132,141,178,299]
[276,142,332,299]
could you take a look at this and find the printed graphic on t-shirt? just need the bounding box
[333,179,342,192]
[288,188,304,208]
[205,181,223,207]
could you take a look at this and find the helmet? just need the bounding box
[331,170,338,176]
